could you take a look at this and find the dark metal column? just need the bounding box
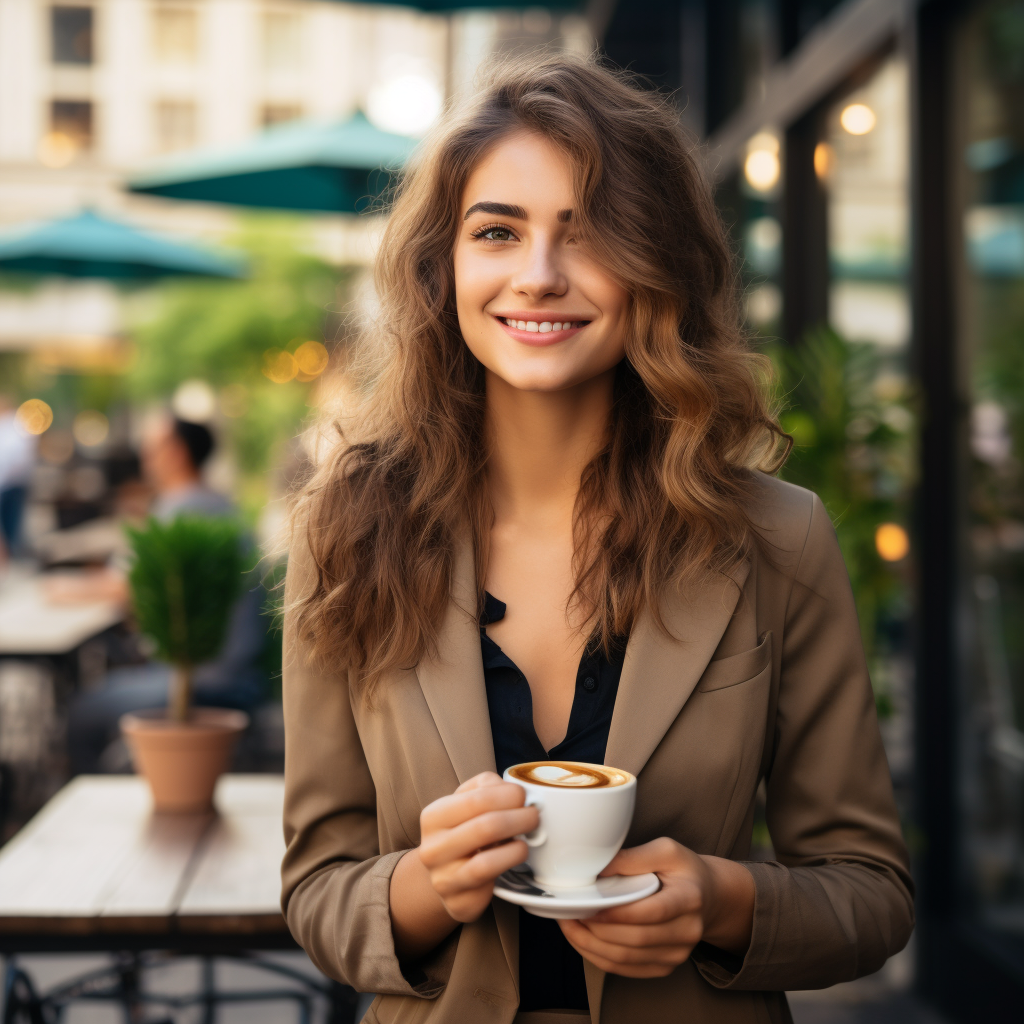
[782,105,829,343]
[911,0,1024,1016]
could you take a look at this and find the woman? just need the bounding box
[282,54,913,1024]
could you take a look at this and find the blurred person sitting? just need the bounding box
[0,394,37,564]
[67,414,269,774]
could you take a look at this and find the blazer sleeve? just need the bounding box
[694,492,915,992]
[280,532,455,998]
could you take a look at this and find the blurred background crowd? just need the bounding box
[0,0,1021,1021]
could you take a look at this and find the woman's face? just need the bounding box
[454,131,629,393]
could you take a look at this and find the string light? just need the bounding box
[876,523,909,562]
[840,103,876,136]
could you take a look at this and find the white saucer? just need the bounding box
[494,868,660,919]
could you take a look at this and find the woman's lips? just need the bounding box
[493,315,589,346]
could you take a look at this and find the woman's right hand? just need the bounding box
[417,771,539,923]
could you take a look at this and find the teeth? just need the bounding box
[501,318,586,331]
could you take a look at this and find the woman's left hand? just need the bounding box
[558,837,755,979]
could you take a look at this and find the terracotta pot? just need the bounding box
[120,708,249,813]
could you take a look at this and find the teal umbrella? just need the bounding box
[0,208,244,280]
[128,112,418,214]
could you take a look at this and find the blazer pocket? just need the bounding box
[697,631,773,692]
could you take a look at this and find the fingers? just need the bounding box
[559,919,688,978]
[419,807,538,869]
[430,839,528,898]
[579,914,704,950]
[455,772,505,793]
[599,837,682,878]
[590,880,701,926]
[422,780,527,832]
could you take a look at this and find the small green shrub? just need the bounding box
[126,515,247,720]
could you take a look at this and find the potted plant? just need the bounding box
[119,515,250,813]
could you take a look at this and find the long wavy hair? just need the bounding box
[293,52,789,694]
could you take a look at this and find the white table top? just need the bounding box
[0,569,123,655]
[0,774,288,936]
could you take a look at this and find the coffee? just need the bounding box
[504,759,637,888]
[507,760,631,789]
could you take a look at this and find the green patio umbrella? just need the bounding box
[128,112,418,214]
[0,208,244,280]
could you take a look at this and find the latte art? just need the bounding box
[507,760,631,789]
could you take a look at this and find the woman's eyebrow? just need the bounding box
[464,201,527,220]
[463,201,575,222]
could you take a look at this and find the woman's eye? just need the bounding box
[473,225,516,242]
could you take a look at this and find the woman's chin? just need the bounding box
[486,363,608,395]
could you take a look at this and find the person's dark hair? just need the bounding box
[173,418,215,470]
[293,52,789,697]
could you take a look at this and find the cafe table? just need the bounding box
[0,568,124,660]
[0,774,357,1022]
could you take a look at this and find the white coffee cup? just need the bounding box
[503,760,637,888]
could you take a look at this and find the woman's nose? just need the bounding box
[510,239,567,300]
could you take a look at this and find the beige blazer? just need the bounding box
[281,474,914,1024]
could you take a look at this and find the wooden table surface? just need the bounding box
[0,775,291,950]
[0,570,123,656]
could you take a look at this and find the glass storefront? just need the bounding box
[959,0,1024,940]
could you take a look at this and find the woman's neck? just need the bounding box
[484,368,616,525]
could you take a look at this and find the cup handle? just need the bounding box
[520,794,546,847]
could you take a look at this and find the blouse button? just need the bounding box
[583,676,597,692]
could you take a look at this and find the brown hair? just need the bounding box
[293,52,788,694]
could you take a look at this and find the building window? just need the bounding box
[152,5,198,65]
[154,100,197,153]
[51,6,93,65]
[959,0,1024,943]
[39,100,93,166]
[261,103,302,128]
[262,11,302,71]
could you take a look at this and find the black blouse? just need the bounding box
[480,593,625,1012]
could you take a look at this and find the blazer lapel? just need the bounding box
[414,534,496,784]
[605,558,751,778]
[415,535,520,991]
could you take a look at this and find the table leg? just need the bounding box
[201,957,217,1024]
[1,958,47,1024]
[114,952,142,1024]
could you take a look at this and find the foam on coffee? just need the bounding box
[507,760,631,789]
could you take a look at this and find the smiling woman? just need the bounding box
[281,53,913,1024]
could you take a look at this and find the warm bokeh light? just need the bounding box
[744,133,781,192]
[813,141,836,180]
[72,410,109,447]
[16,398,53,435]
[876,523,910,562]
[172,379,217,422]
[263,349,297,383]
[840,103,876,135]
[294,340,329,381]
[37,132,77,168]
[744,150,780,192]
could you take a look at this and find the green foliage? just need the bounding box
[125,515,246,668]
[768,329,914,680]
[127,217,350,481]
